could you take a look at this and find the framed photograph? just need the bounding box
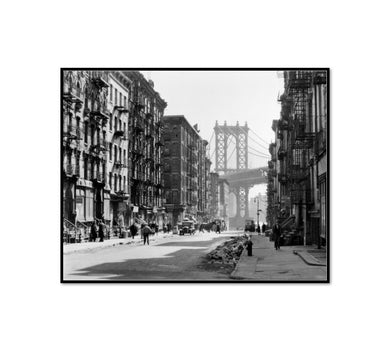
[61,68,329,283]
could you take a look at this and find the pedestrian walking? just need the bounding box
[167,222,171,233]
[262,223,266,234]
[273,222,281,250]
[216,223,221,234]
[257,224,261,234]
[98,220,105,242]
[141,224,152,245]
[90,221,98,242]
[246,236,253,256]
[130,222,138,239]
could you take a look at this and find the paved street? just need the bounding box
[63,231,242,281]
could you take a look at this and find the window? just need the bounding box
[114,117,118,131]
[119,148,122,164]
[109,113,113,130]
[114,145,117,162]
[109,172,112,188]
[91,160,94,180]
[109,143,112,161]
[84,122,88,143]
[123,150,126,165]
[114,88,117,105]
[118,175,122,191]
[110,84,113,102]
[124,122,126,134]
[119,92,122,106]
[84,157,88,179]
[114,174,117,192]
[90,125,95,145]
[123,176,126,192]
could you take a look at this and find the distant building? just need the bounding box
[218,178,230,230]
[209,172,220,219]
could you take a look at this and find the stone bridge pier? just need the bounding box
[229,185,251,229]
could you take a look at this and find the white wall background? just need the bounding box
[1,1,389,351]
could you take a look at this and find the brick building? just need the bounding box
[267,70,328,246]
[62,70,110,240]
[161,115,211,226]
[62,70,167,240]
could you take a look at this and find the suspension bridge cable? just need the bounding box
[248,145,270,157]
[249,129,271,146]
[248,135,269,152]
[248,151,270,159]
[248,143,269,155]
[237,125,269,152]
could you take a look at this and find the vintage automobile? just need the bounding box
[179,219,196,235]
[244,219,256,232]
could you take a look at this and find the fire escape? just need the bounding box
[285,71,314,207]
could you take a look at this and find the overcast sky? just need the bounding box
[141,70,284,196]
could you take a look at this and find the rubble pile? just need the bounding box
[207,236,247,267]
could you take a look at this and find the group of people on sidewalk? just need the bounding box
[90,220,105,242]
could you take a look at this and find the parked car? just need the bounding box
[179,220,196,235]
[244,219,256,232]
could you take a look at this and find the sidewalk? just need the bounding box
[231,235,328,281]
[63,232,175,255]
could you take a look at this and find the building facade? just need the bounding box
[62,71,110,239]
[106,73,130,228]
[209,172,220,220]
[62,70,167,240]
[218,178,230,230]
[161,115,211,226]
[267,70,328,246]
[122,71,167,228]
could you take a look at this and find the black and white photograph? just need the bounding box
[61,69,329,282]
[4,1,390,350]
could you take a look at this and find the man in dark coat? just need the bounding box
[90,221,98,242]
[130,222,138,239]
[98,220,105,242]
[141,224,152,245]
[262,223,266,234]
[273,222,282,250]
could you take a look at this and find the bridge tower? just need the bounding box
[214,121,250,228]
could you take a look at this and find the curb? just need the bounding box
[64,234,175,255]
[293,250,326,266]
